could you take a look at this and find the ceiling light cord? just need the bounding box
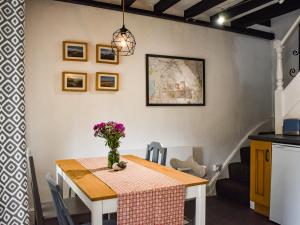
[122,0,125,26]
[111,0,136,56]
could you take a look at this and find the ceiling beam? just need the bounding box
[231,0,300,28]
[184,0,227,19]
[123,0,136,8]
[210,0,272,23]
[55,0,120,10]
[53,0,275,40]
[154,0,181,14]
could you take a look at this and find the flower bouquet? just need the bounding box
[93,121,125,168]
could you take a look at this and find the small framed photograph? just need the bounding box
[62,72,87,92]
[96,44,119,64]
[96,72,119,91]
[63,41,88,61]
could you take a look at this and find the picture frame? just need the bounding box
[96,72,119,91]
[96,44,119,64]
[146,54,205,106]
[63,41,88,61]
[62,72,87,92]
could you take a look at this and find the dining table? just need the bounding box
[56,155,208,225]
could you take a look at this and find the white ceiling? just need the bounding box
[95,0,245,22]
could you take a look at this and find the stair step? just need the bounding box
[228,162,250,185]
[258,131,275,135]
[216,178,250,206]
[240,147,250,165]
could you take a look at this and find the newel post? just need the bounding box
[274,40,284,134]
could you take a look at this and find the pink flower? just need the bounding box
[93,124,99,130]
[93,122,106,130]
[115,123,125,133]
[93,121,125,140]
[98,122,106,129]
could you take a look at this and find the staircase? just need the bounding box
[215,147,250,206]
[275,15,300,133]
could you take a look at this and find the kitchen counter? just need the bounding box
[249,134,300,145]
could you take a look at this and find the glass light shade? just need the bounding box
[111,25,136,56]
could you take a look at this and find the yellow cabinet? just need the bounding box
[250,140,272,217]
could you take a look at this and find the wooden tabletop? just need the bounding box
[56,155,208,201]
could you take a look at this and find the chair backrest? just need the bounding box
[146,142,167,166]
[46,174,75,225]
[28,156,44,225]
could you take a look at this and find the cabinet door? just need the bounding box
[250,140,272,215]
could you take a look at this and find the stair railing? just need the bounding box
[274,15,300,134]
[207,118,272,196]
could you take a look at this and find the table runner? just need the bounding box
[77,157,185,225]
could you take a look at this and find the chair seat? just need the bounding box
[42,197,116,225]
[104,220,117,225]
[42,197,90,225]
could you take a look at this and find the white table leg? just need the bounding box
[195,185,206,225]
[56,166,63,196]
[91,201,103,225]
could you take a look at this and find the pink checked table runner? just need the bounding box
[77,157,185,225]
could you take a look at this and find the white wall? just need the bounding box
[282,70,300,118]
[25,0,273,201]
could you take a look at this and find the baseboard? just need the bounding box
[250,201,255,210]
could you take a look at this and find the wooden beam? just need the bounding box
[154,0,181,13]
[184,0,226,18]
[53,0,275,40]
[231,0,300,28]
[123,0,136,8]
[210,0,272,23]
[55,0,121,10]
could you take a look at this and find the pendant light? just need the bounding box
[216,14,226,25]
[111,0,136,56]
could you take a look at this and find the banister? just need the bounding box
[281,15,300,46]
[274,15,300,134]
[207,118,272,195]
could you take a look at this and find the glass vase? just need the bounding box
[107,149,120,169]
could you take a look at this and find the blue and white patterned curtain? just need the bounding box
[0,0,29,224]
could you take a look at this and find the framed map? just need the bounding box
[146,54,205,106]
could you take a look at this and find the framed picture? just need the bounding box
[63,41,88,61]
[96,72,119,91]
[96,44,119,64]
[62,72,87,92]
[146,54,205,106]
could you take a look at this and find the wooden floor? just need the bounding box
[205,196,277,225]
[30,196,278,225]
[185,196,277,225]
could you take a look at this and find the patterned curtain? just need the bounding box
[0,0,29,225]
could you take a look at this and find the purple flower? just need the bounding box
[93,121,125,141]
[93,122,106,130]
[93,124,100,131]
[115,123,125,133]
[98,122,106,129]
[93,123,107,140]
